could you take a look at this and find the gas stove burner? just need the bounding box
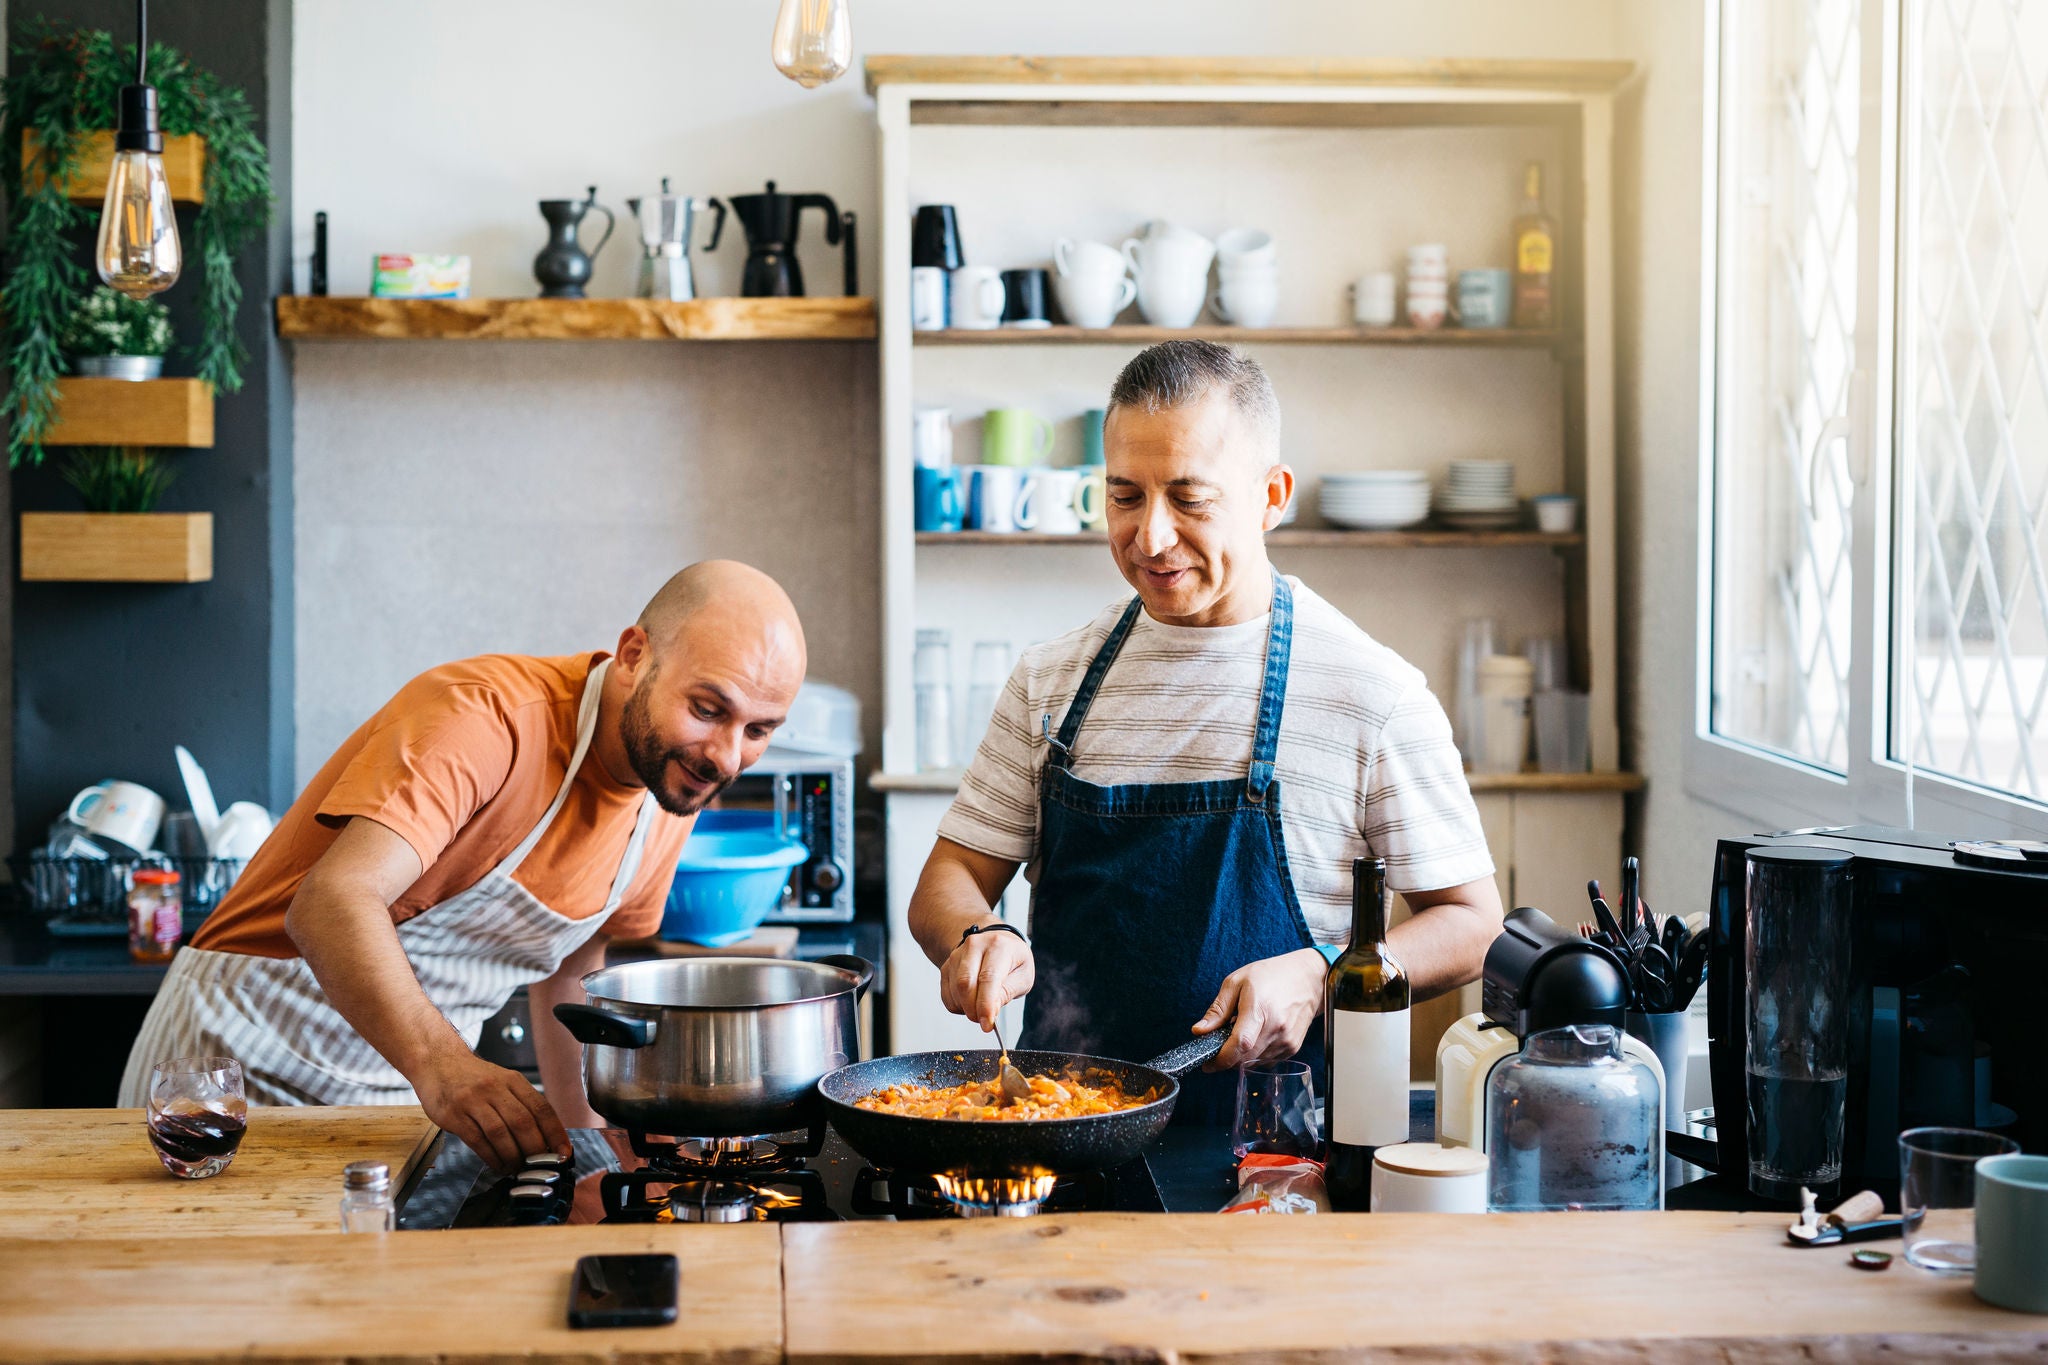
[677,1136,782,1167]
[933,1172,1060,1218]
[668,1179,759,1224]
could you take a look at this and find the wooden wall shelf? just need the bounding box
[22,130,206,204]
[45,378,214,448]
[872,768,1643,795]
[918,529,1582,548]
[20,512,213,583]
[917,325,1561,348]
[865,56,1639,96]
[274,296,878,342]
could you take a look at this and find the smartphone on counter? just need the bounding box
[567,1253,679,1329]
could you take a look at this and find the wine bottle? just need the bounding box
[1324,856,1411,1210]
[1511,161,1557,328]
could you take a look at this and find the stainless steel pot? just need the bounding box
[553,955,871,1136]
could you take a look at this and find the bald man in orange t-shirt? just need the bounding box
[121,562,806,1171]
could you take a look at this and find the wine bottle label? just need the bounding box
[1517,231,1553,274]
[1330,1008,1411,1146]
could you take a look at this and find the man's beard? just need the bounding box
[620,680,732,816]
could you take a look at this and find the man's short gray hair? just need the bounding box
[1105,340,1281,458]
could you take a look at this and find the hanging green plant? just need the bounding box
[60,444,175,513]
[1,20,274,468]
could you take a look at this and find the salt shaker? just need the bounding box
[340,1159,395,1232]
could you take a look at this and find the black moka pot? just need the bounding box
[727,180,845,297]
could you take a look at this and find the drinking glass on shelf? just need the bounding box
[146,1056,247,1180]
[913,629,954,771]
[1455,617,1497,763]
[961,640,1013,761]
[1231,1060,1322,1160]
[1899,1127,2019,1273]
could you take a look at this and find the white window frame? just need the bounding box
[1690,0,2048,839]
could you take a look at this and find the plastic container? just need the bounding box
[1533,690,1590,773]
[1485,1023,1663,1211]
[658,831,809,947]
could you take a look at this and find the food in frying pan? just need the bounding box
[852,1069,1156,1121]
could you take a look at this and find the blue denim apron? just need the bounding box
[1021,574,1319,1124]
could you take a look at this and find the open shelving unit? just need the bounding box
[869,57,1636,1058]
[43,377,215,447]
[274,296,876,342]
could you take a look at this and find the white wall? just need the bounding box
[289,0,1631,785]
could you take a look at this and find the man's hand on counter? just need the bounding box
[413,1050,570,1173]
[1193,947,1326,1071]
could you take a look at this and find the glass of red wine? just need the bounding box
[146,1056,247,1179]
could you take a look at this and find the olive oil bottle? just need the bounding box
[1324,857,1410,1210]
[1511,161,1557,328]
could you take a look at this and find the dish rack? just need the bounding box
[7,851,247,936]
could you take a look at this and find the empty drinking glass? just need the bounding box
[913,629,954,771]
[146,1056,247,1179]
[1232,1060,1322,1160]
[1899,1126,2019,1273]
[961,640,1012,761]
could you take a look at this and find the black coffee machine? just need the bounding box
[727,181,853,297]
[1703,826,2045,1203]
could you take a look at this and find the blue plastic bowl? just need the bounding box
[659,830,809,947]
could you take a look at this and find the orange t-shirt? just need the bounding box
[193,652,690,959]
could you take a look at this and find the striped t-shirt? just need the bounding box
[937,577,1495,946]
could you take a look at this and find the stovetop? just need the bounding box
[398,1122,1171,1227]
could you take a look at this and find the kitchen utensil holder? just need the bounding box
[8,851,247,934]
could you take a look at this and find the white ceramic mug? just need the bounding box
[910,265,948,330]
[1351,272,1398,326]
[1054,270,1136,329]
[948,265,1005,330]
[1027,468,1085,535]
[1215,227,1277,268]
[1124,228,1215,328]
[911,407,953,468]
[67,780,165,854]
[208,801,275,861]
[1211,270,1279,328]
[1053,238,1127,279]
[966,465,1038,533]
[1075,466,1107,531]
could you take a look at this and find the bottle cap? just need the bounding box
[343,1160,391,1191]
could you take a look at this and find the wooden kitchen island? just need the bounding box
[3,1109,2043,1362]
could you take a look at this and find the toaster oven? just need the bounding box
[710,754,854,922]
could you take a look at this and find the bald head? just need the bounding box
[613,561,807,814]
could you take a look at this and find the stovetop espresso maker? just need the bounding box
[626,179,725,302]
[727,180,853,297]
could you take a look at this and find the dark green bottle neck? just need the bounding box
[1351,870,1388,947]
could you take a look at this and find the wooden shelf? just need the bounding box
[918,529,1582,548]
[866,56,1638,96]
[22,130,206,204]
[45,378,214,448]
[916,325,1561,348]
[20,512,213,583]
[274,296,878,342]
[872,768,1642,795]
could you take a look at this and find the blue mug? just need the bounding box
[915,465,966,532]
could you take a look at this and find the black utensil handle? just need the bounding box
[552,1003,655,1049]
[702,198,726,253]
[816,954,875,999]
[1147,1030,1227,1078]
[841,210,858,296]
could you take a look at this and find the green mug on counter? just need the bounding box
[1976,1154,2048,1313]
[982,408,1053,467]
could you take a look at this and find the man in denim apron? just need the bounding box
[909,343,1503,1121]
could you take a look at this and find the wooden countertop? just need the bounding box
[0,1106,436,1238]
[0,1224,781,1364]
[784,1212,2048,1363]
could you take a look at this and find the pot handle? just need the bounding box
[552,1002,655,1049]
[817,954,875,999]
[1145,1030,1227,1078]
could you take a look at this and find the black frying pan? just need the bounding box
[816,1032,1224,1177]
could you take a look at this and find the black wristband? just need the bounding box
[960,922,1028,947]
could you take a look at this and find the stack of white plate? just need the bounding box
[1319,471,1431,530]
[1437,460,1519,528]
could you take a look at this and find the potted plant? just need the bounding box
[0,21,273,468]
[61,445,176,511]
[62,286,173,380]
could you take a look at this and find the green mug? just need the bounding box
[1080,407,1107,465]
[1976,1154,2048,1313]
[982,408,1053,467]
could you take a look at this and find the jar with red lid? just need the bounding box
[128,868,183,963]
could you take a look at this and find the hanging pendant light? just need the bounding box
[95,0,181,299]
[770,0,852,89]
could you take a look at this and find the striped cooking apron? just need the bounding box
[117,659,658,1107]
